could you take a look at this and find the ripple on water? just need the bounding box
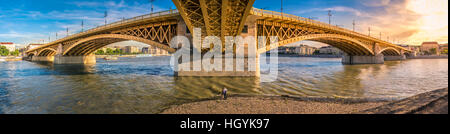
[0,57,447,113]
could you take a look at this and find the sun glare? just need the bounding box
[406,0,448,44]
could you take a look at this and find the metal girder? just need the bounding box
[172,0,207,36]
[63,34,176,56]
[173,0,255,51]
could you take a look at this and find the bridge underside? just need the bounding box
[26,1,411,76]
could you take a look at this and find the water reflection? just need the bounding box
[0,58,447,113]
[171,76,261,100]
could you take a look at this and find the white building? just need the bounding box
[0,42,16,52]
[26,44,45,51]
[319,46,344,56]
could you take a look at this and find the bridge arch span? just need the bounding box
[62,34,176,56]
[378,47,402,56]
[259,34,375,56]
[37,48,57,56]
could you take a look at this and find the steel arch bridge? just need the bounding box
[26,0,410,69]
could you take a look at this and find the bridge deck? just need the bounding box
[27,7,409,54]
[250,8,408,52]
[27,10,180,53]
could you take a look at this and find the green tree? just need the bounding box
[441,49,448,55]
[429,48,437,55]
[10,50,20,56]
[313,50,321,55]
[106,48,113,55]
[0,46,10,56]
[95,50,105,55]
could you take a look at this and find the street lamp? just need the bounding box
[150,0,155,14]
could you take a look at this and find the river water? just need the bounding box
[0,56,448,114]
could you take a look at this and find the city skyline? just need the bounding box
[0,0,448,47]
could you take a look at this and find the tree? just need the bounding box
[10,50,20,56]
[429,48,437,55]
[441,49,448,55]
[313,50,321,55]
[106,48,113,55]
[0,46,9,56]
[95,50,105,55]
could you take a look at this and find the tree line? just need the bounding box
[0,46,20,56]
[95,48,143,55]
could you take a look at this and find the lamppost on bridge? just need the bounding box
[150,0,155,14]
[308,17,318,20]
[81,20,84,32]
[368,27,371,36]
[328,10,333,24]
[352,20,356,31]
[104,11,108,25]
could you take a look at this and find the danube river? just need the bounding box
[0,57,448,114]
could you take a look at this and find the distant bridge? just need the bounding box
[26,0,411,76]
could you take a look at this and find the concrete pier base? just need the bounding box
[54,55,96,64]
[175,57,260,77]
[31,56,54,62]
[342,54,384,65]
[384,55,406,61]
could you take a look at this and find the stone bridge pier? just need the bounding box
[53,55,97,64]
[29,44,97,64]
[341,54,384,64]
[384,55,406,61]
[31,55,96,64]
[31,56,55,62]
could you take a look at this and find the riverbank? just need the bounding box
[410,55,448,59]
[162,88,448,114]
[278,54,342,58]
[0,56,22,62]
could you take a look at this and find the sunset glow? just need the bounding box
[405,0,448,45]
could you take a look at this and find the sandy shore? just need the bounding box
[162,88,448,114]
[162,96,388,114]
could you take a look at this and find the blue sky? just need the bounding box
[0,0,448,47]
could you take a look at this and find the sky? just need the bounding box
[0,0,448,48]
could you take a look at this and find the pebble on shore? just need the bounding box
[162,97,386,114]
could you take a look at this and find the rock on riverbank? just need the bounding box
[162,88,448,114]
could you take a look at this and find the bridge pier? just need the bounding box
[342,54,384,65]
[54,54,96,64]
[175,57,260,77]
[31,56,55,62]
[384,55,406,61]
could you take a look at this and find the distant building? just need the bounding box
[0,42,16,52]
[26,44,44,51]
[421,42,440,55]
[124,46,140,54]
[439,43,448,55]
[295,45,317,55]
[278,46,295,54]
[18,47,28,56]
[397,44,420,57]
[147,46,169,55]
[278,44,317,55]
[142,47,150,54]
[319,46,344,56]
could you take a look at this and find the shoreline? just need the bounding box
[162,88,448,114]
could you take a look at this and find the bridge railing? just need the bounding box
[251,8,401,48]
[28,9,179,53]
[74,9,179,38]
